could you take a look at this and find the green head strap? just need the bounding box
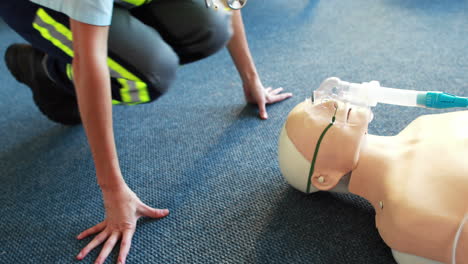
[306,104,338,193]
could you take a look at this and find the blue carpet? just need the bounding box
[1,0,468,263]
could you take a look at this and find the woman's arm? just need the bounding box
[70,18,123,190]
[227,10,292,119]
[70,19,169,264]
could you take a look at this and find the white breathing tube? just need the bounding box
[313,77,468,109]
[452,213,468,264]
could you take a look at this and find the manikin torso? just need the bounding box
[351,110,468,264]
[278,101,468,264]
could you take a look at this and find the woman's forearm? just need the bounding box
[73,57,124,188]
[70,20,125,190]
[227,11,259,83]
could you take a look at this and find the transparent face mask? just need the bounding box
[304,98,373,128]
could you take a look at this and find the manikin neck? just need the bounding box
[335,134,402,203]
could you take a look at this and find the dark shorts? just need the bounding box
[0,0,233,105]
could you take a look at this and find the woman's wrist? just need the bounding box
[94,156,126,191]
[99,180,127,192]
[240,70,259,84]
[242,75,263,90]
[97,168,127,192]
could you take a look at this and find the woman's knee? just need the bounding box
[143,50,179,96]
[132,0,234,64]
[204,10,234,54]
[108,7,180,98]
[112,52,177,105]
[178,9,234,64]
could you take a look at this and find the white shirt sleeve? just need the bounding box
[30,0,114,26]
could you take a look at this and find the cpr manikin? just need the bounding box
[278,78,468,264]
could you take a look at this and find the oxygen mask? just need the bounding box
[313,77,468,110]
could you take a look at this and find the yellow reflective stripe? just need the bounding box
[118,79,150,104]
[112,99,122,105]
[117,0,153,6]
[107,59,141,82]
[34,8,151,105]
[117,78,132,103]
[107,59,151,104]
[37,8,73,41]
[32,23,74,57]
[135,81,150,102]
[120,0,148,6]
[66,64,73,80]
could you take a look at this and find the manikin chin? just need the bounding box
[278,99,468,264]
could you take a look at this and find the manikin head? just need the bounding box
[278,99,372,193]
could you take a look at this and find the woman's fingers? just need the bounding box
[76,229,110,260]
[139,204,170,219]
[258,102,268,120]
[265,87,292,104]
[94,232,121,264]
[267,92,293,104]
[117,229,135,264]
[270,87,284,95]
[77,221,106,240]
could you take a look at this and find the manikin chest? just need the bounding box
[373,111,468,263]
[390,111,468,216]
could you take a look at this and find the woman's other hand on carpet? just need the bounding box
[243,78,293,120]
[75,185,169,264]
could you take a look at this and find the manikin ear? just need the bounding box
[311,172,342,191]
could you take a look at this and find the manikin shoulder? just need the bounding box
[398,110,468,139]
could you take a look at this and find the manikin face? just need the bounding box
[283,99,372,191]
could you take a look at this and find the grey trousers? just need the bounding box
[0,0,233,104]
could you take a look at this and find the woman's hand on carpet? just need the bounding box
[243,78,293,120]
[75,185,169,264]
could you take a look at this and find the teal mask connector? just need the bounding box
[418,92,468,109]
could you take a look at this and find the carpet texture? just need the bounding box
[1,0,467,263]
